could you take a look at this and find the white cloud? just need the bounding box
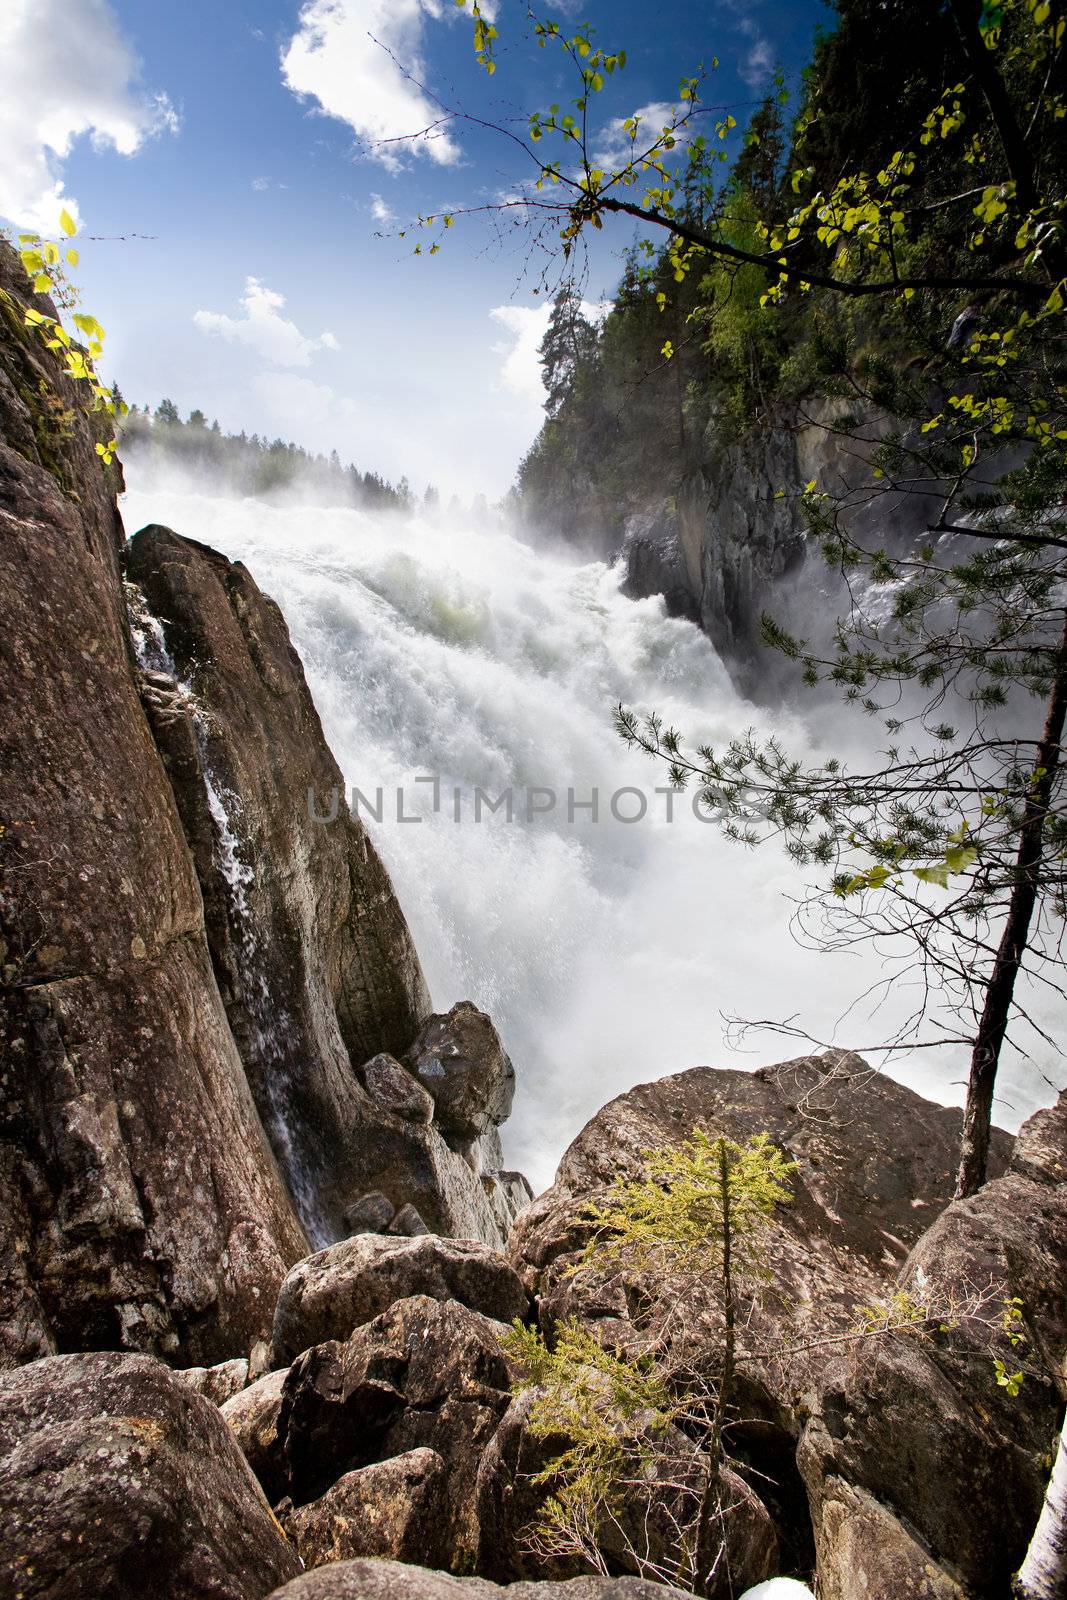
[490,304,551,406]
[194,278,340,368]
[490,298,608,406]
[592,101,689,170]
[735,15,776,90]
[370,192,396,226]
[0,0,178,232]
[281,0,463,172]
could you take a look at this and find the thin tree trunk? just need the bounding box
[1015,1409,1067,1600]
[955,613,1067,1197]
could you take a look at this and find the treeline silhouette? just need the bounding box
[120,396,417,509]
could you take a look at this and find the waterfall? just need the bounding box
[120,472,1061,1190]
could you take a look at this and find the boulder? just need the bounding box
[796,1089,1067,1599]
[506,1054,1036,1596]
[389,1203,431,1236]
[0,1350,299,1599]
[345,1192,397,1234]
[283,1448,451,1569]
[221,1366,290,1503]
[363,1054,435,1123]
[272,1233,529,1366]
[274,1295,514,1565]
[265,1557,696,1600]
[0,239,307,1366]
[405,1002,516,1142]
[175,1356,249,1406]
[510,1054,1013,1412]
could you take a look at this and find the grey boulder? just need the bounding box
[284,1448,451,1569]
[175,1356,250,1406]
[362,1054,436,1124]
[405,1002,516,1141]
[274,1295,514,1565]
[0,1351,299,1600]
[272,1232,529,1366]
[266,1557,697,1600]
[221,1366,290,1504]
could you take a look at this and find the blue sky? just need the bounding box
[1,0,827,499]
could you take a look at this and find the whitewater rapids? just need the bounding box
[120,474,1061,1188]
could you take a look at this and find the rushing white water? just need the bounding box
[120,470,1063,1189]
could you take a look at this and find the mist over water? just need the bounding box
[121,466,1062,1189]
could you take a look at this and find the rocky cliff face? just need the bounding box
[619,398,943,690]
[0,240,527,1373]
[0,244,306,1367]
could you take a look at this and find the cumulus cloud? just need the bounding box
[281,0,465,172]
[490,298,608,406]
[736,15,776,89]
[490,304,551,406]
[0,0,178,232]
[592,101,690,170]
[194,278,340,368]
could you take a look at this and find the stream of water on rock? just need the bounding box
[121,469,1064,1190]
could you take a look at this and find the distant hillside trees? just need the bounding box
[120,401,423,511]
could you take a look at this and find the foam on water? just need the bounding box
[120,472,1062,1189]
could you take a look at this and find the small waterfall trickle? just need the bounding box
[124,579,329,1244]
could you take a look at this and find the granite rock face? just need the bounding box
[125,531,531,1252]
[272,1295,515,1566]
[283,1448,452,1570]
[272,1233,530,1365]
[619,397,939,690]
[125,523,433,1245]
[265,1559,698,1600]
[0,240,307,1367]
[0,1350,300,1600]
[0,232,531,1373]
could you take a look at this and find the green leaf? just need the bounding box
[59,207,77,237]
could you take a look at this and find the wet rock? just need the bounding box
[405,1002,516,1142]
[176,1356,250,1406]
[274,1295,514,1565]
[0,1350,299,1600]
[265,1556,701,1600]
[221,1366,290,1504]
[363,1054,435,1123]
[272,1233,530,1366]
[283,1448,451,1569]
[345,1191,397,1234]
